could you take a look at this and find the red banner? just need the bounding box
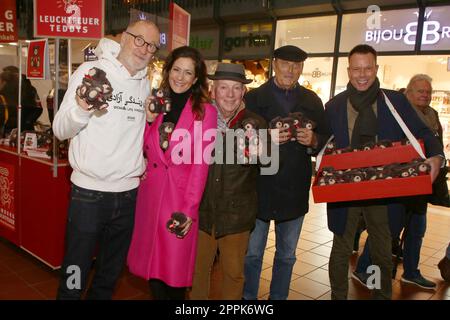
[0,163,15,231]
[169,3,191,51]
[0,0,17,43]
[27,39,48,79]
[34,0,104,39]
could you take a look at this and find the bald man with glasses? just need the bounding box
[53,19,160,300]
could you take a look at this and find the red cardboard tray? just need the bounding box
[312,174,432,203]
[319,141,424,171]
[313,140,431,203]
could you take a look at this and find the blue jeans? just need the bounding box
[243,216,304,300]
[356,209,427,279]
[57,184,137,300]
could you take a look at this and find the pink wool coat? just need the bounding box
[127,100,217,287]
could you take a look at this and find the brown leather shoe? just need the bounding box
[438,257,450,282]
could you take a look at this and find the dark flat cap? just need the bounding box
[208,63,253,84]
[273,45,308,62]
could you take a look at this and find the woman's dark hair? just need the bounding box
[160,46,209,120]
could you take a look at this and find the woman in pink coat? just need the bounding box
[127,46,217,299]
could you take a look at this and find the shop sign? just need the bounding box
[0,0,17,43]
[0,163,15,231]
[34,0,104,39]
[169,3,190,51]
[26,39,49,79]
[189,28,219,59]
[365,7,450,48]
[190,36,214,50]
[223,23,272,58]
[224,33,270,52]
[303,68,331,79]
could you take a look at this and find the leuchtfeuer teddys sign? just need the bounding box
[34,0,104,39]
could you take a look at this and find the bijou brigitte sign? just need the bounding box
[34,0,104,39]
[365,6,450,46]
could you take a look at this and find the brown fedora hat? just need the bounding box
[208,63,253,84]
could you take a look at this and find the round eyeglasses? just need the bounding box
[125,31,160,54]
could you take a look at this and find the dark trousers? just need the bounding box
[57,184,137,300]
[149,279,186,300]
[357,199,427,279]
[329,205,392,300]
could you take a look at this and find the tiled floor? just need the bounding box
[0,192,449,300]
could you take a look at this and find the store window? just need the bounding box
[340,8,419,52]
[335,54,450,158]
[276,16,337,53]
[301,57,333,104]
[421,6,450,51]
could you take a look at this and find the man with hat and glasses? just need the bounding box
[242,45,331,300]
[190,63,267,300]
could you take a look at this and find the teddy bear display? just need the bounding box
[324,139,403,155]
[317,159,430,186]
[148,88,171,114]
[376,139,393,148]
[237,117,261,164]
[8,128,69,160]
[166,212,189,238]
[159,122,175,151]
[76,67,113,110]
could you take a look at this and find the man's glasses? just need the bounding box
[125,31,160,54]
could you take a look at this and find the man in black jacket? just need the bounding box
[242,45,331,300]
[190,63,267,300]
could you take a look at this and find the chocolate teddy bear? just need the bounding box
[166,212,189,239]
[289,112,316,130]
[238,117,261,164]
[148,88,171,114]
[323,141,337,155]
[269,116,294,140]
[159,122,175,151]
[76,67,113,110]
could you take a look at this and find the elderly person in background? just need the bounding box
[396,74,442,288]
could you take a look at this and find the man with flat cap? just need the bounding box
[242,45,331,300]
[190,63,267,300]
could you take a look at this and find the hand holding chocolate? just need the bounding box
[166,212,193,239]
